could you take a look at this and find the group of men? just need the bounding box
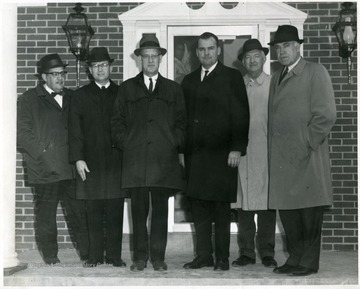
[17,24,336,277]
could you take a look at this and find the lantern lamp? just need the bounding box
[332,2,357,84]
[62,3,94,87]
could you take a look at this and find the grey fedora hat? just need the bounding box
[134,34,167,56]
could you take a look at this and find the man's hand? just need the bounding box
[228,151,241,168]
[76,160,90,181]
[178,153,185,168]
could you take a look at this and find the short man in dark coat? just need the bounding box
[17,53,89,264]
[111,35,186,272]
[69,47,127,268]
[181,32,250,271]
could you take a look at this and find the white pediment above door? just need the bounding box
[119,2,307,25]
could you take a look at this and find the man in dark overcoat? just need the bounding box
[268,25,336,276]
[111,35,186,272]
[17,53,89,264]
[69,47,127,268]
[181,32,249,271]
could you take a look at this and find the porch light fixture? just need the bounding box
[62,3,94,87]
[332,2,357,84]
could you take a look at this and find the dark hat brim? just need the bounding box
[134,47,167,56]
[268,39,304,46]
[238,48,269,61]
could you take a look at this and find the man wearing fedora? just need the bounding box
[182,32,249,271]
[111,35,186,272]
[268,25,336,276]
[231,38,277,269]
[69,47,127,268]
[17,53,89,265]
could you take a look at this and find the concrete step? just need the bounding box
[4,248,358,286]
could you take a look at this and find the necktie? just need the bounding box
[101,86,106,90]
[149,77,153,92]
[203,70,209,81]
[50,91,64,97]
[278,67,288,84]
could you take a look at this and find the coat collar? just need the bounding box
[36,83,70,111]
[85,80,116,106]
[290,57,306,76]
[244,71,268,86]
[276,58,306,86]
[195,61,225,82]
[136,72,164,94]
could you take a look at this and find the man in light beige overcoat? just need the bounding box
[268,25,336,277]
[231,39,277,269]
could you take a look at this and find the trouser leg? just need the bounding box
[256,210,277,259]
[279,207,324,270]
[130,188,150,262]
[237,209,256,259]
[299,206,324,270]
[279,209,302,267]
[213,201,231,259]
[34,182,60,259]
[104,198,125,261]
[60,179,89,260]
[190,198,213,259]
[86,200,105,261]
[149,188,171,262]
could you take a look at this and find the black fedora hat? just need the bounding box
[39,53,68,73]
[268,25,304,46]
[87,47,114,64]
[238,39,269,61]
[134,34,167,56]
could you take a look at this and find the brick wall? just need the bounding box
[15,2,357,252]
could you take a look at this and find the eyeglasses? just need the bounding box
[91,63,110,69]
[141,54,160,61]
[45,71,68,77]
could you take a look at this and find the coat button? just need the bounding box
[194,119,199,123]
[148,119,153,123]
[147,140,152,144]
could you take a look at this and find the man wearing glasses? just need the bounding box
[111,35,186,272]
[17,53,89,265]
[69,47,128,268]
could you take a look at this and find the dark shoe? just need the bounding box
[106,258,126,268]
[232,255,255,267]
[262,256,277,268]
[83,259,103,268]
[130,260,147,272]
[273,263,297,274]
[183,256,214,269]
[152,260,167,271]
[214,258,229,271]
[288,266,318,276]
[44,256,60,265]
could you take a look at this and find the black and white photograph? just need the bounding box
[0,1,358,288]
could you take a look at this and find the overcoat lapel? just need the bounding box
[37,84,62,111]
